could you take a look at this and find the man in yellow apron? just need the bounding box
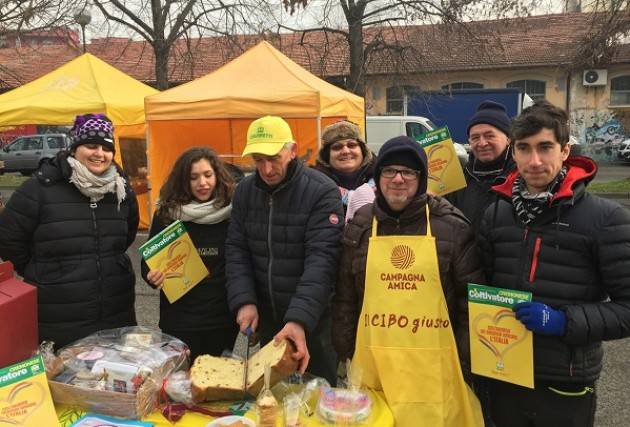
[332,136,484,426]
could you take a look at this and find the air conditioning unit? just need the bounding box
[583,69,608,86]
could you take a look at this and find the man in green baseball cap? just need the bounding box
[227,115,344,385]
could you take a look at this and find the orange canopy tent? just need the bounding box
[0,53,158,228]
[144,41,364,215]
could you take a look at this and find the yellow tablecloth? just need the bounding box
[56,389,393,426]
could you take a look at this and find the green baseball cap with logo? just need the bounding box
[242,116,294,157]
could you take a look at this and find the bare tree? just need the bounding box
[278,0,538,96]
[90,0,251,89]
[568,1,630,70]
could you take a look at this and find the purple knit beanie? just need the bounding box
[70,113,115,153]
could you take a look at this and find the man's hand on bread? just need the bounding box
[237,304,259,333]
[147,270,165,289]
[274,321,309,374]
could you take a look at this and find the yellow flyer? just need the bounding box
[468,284,534,388]
[139,220,209,303]
[416,127,466,196]
[0,355,60,427]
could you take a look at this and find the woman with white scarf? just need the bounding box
[142,147,238,361]
[0,114,139,349]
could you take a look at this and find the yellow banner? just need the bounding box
[417,127,466,196]
[139,221,209,303]
[468,284,534,389]
[0,355,60,427]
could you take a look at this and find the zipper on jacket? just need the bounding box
[90,202,103,321]
[267,196,278,323]
[528,237,542,283]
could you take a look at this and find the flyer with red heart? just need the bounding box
[468,283,534,388]
[0,354,59,426]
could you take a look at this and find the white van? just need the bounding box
[365,116,468,165]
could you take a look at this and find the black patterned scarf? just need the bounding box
[512,167,567,225]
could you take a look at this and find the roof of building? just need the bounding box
[0,12,628,89]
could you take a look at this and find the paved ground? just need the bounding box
[2,164,630,426]
[594,161,630,182]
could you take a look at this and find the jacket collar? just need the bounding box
[314,158,375,187]
[492,155,597,204]
[464,149,515,183]
[254,158,302,193]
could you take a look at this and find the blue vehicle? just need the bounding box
[406,88,529,145]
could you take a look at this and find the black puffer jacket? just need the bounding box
[333,195,485,376]
[141,216,236,333]
[225,160,344,333]
[479,156,630,383]
[0,153,138,348]
[447,151,515,231]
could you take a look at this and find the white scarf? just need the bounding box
[67,156,127,208]
[171,200,232,224]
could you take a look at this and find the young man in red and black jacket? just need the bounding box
[479,100,630,427]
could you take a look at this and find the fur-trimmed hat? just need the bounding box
[319,120,369,165]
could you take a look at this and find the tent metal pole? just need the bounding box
[316,114,321,152]
[145,123,152,222]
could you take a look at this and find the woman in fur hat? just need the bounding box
[314,120,376,221]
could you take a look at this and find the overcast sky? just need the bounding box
[84,0,566,41]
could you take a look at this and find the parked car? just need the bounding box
[0,134,71,175]
[366,115,468,166]
[618,139,630,162]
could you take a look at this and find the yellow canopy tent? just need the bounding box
[144,41,364,215]
[0,53,158,228]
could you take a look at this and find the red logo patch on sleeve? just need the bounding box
[329,213,340,225]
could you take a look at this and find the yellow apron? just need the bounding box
[352,206,483,426]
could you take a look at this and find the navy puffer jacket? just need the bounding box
[225,160,344,333]
[479,156,630,383]
[0,152,138,348]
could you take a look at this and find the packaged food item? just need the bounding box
[39,341,64,379]
[315,387,372,424]
[164,370,193,404]
[256,364,279,427]
[47,326,188,419]
[300,377,330,417]
[284,392,301,427]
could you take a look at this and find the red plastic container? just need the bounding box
[0,261,38,368]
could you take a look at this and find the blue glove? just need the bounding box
[513,302,567,336]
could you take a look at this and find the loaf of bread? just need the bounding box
[190,339,298,402]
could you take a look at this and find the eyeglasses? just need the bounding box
[380,167,420,180]
[330,141,360,151]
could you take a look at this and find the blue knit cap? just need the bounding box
[374,136,428,196]
[467,100,511,137]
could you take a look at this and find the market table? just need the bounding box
[56,389,394,426]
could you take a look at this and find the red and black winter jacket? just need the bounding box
[479,156,630,384]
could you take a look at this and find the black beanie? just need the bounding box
[467,100,511,137]
[374,136,428,196]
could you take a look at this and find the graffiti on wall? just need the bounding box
[570,110,630,162]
